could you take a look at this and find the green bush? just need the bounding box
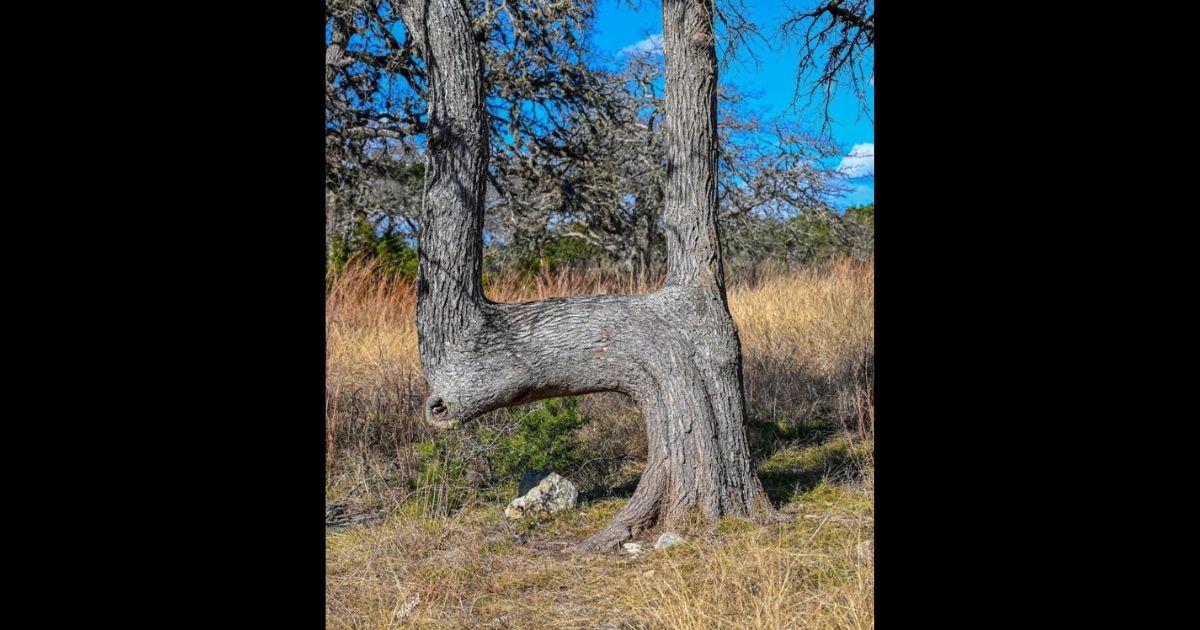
[844,203,874,228]
[328,213,418,279]
[483,397,590,480]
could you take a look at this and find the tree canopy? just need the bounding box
[326,0,873,279]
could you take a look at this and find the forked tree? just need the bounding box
[399,0,786,551]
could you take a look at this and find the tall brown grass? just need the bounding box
[326,257,874,474]
[728,259,875,438]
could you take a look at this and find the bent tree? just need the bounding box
[401,0,785,551]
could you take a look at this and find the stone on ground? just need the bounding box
[504,472,578,519]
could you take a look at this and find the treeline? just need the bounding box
[328,200,874,281]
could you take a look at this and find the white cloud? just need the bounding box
[837,143,874,178]
[619,33,663,57]
[845,183,874,206]
[829,181,873,209]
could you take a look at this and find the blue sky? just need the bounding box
[592,0,874,208]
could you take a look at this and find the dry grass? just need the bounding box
[326,442,873,629]
[729,259,875,438]
[325,258,874,628]
[326,258,874,466]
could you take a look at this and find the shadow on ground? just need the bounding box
[577,420,871,510]
[746,420,871,507]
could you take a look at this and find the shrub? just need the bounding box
[483,397,590,480]
[328,213,418,279]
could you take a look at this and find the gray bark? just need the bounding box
[406,0,784,551]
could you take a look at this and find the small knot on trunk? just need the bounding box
[425,395,456,429]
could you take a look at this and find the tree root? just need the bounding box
[573,522,634,553]
[568,487,796,554]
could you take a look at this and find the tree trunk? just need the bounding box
[404,0,784,551]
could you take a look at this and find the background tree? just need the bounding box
[325,0,425,256]
[780,0,875,131]
[716,86,852,269]
[327,0,861,281]
[325,0,614,262]
[484,48,851,281]
[482,52,669,279]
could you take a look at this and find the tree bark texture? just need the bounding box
[404,0,783,551]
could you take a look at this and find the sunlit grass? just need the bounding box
[325,258,874,628]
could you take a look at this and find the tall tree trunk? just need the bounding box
[404,0,784,551]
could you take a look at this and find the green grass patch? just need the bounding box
[757,435,873,505]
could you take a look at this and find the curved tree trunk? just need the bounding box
[402,0,785,551]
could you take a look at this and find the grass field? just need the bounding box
[326,258,874,628]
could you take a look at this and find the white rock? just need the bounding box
[504,472,578,519]
[623,542,644,556]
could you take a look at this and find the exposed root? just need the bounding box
[568,488,791,554]
[573,521,633,553]
[571,469,665,552]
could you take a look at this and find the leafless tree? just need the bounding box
[482,53,668,278]
[716,85,851,266]
[780,0,874,132]
[484,48,847,280]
